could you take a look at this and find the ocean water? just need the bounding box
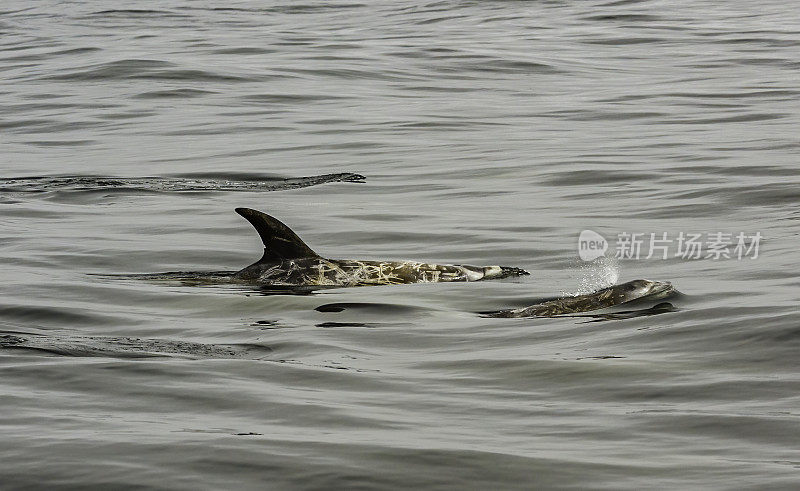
[1,1,799,489]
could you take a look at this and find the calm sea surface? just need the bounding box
[2,1,799,489]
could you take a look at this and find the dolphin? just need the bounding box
[481,279,675,318]
[225,208,528,287]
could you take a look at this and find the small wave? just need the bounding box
[95,273,328,295]
[0,305,121,327]
[0,332,273,360]
[581,14,664,22]
[89,9,181,16]
[132,88,216,99]
[42,58,257,83]
[0,172,365,194]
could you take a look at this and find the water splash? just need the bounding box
[565,255,620,296]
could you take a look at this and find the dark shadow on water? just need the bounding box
[255,285,327,296]
[315,302,430,314]
[316,322,380,328]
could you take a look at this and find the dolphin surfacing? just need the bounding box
[232,208,528,287]
[481,279,675,318]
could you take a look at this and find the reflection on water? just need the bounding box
[553,301,679,322]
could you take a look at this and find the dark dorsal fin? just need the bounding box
[235,208,319,261]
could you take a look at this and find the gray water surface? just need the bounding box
[2,1,799,489]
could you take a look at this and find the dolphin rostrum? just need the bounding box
[231,208,528,287]
[481,279,675,317]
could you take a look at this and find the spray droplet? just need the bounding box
[567,256,619,295]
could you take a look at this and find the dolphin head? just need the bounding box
[614,279,674,303]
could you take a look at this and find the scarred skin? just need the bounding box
[234,257,524,286]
